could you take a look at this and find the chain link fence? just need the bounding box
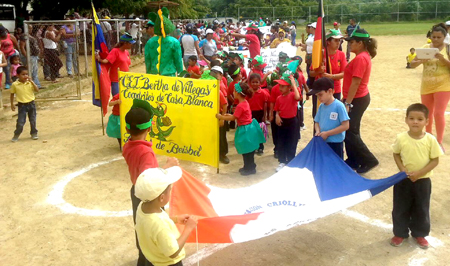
[21,18,148,101]
[236,1,450,23]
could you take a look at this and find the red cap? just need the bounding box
[274,79,290,86]
[333,22,338,26]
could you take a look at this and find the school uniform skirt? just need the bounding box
[106,114,121,138]
[234,119,266,154]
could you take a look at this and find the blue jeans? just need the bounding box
[4,50,19,89]
[111,82,119,96]
[65,42,78,75]
[291,33,296,46]
[14,101,38,136]
[30,56,42,88]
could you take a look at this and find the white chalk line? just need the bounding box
[46,156,131,217]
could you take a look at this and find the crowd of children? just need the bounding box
[7,19,447,266]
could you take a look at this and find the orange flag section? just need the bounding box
[169,169,261,243]
[311,17,323,70]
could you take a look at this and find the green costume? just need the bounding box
[145,7,183,76]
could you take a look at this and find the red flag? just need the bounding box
[92,4,111,116]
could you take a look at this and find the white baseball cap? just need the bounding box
[309,22,317,28]
[135,167,182,202]
[211,66,223,74]
[446,21,450,26]
[206,29,214,34]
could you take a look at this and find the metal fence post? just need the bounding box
[116,20,119,43]
[435,2,438,19]
[309,6,311,22]
[292,7,294,22]
[340,5,343,23]
[24,21,31,69]
[397,2,399,22]
[416,1,419,21]
[83,21,88,78]
[273,7,275,22]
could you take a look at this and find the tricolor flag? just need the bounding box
[91,4,111,116]
[169,137,406,243]
[311,0,328,71]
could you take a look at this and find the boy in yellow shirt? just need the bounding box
[10,66,39,142]
[390,103,443,249]
[134,167,198,266]
[406,48,416,68]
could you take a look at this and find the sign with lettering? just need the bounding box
[223,43,298,74]
[118,71,219,168]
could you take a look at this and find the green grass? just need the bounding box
[330,21,441,36]
[297,21,443,36]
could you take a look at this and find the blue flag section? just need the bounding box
[91,4,111,116]
[169,137,407,243]
[290,137,407,201]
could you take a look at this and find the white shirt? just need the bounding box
[180,34,199,56]
[43,31,57,49]
[445,33,450,44]
[129,23,139,38]
[305,34,314,54]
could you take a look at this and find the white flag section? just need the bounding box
[223,43,298,74]
[169,137,407,243]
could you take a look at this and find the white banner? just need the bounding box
[223,42,299,74]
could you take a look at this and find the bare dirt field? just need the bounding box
[1,34,450,266]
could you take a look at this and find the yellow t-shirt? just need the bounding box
[392,132,443,179]
[420,44,450,95]
[270,38,290,48]
[407,52,416,63]
[10,80,35,103]
[135,204,185,266]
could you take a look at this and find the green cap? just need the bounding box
[326,29,344,39]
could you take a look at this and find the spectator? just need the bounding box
[0,26,19,89]
[21,25,42,89]
[344,19,360,61]
[180,23,202,69]
[61,20,79,78]
[42,25,63,82]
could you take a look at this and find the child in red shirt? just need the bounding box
[216,82,265,176]
[248,55,271,88]
[122,99,179,266]
[231,53,248,81]
[227,63,243,107]
[187,55,202,79]
[106,94,122,151]
[274,73,301,172]
[247,73,270,155]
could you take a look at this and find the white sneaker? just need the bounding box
[276,163,286,172]
[300,126,307,131]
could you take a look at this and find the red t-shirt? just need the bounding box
[274,92,299,119]
[234,100,252,126]
[246,34,261,59]
[249,68,267,88]
[248,88,269,111]
[297,72,307,99]
[240,66,247,80]
[269,84,281,104]
[187,65,201,79]
[342,51,371,99]
[228,80,241,105]
[221,77,228,97]
[219,90,227,112]
[110,93,120,116]
[122,140,158,185]
[329,50,347,94]
[106,48,131,82]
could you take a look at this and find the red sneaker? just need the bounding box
[415,237,429,249]
[390,236,404,247]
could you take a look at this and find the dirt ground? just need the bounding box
[1,35,450,266]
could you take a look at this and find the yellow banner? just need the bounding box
[118,71,219,168]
